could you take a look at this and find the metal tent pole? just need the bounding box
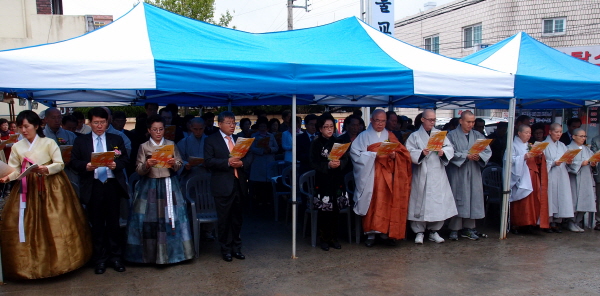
[500,98,516,239]
[292,94,297,259]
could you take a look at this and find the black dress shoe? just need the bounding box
[111,260,126,272]
[233,252,245,260]
[94,263,106,274]
[222,254,233,262]
[551,226,562,233]
[365,238,375,247]
[320,242,330,251]
[330,241,342,249]
[386,239,397,246]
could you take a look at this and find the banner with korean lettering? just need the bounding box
[557,45,600,66]
[368,0,394,36]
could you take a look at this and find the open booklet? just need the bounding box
[529,141,549,156]
[0,161,15,179]
[328,143,351,160]
[60,145,73,164]
[558,148,582,163]
[230,137,255,158]
[0,134,19,146]
[187,156,204,166]
[91,151,115,167]
[426,131,447,151]
[376,142,399,156]
[152,144,175,168]
[16,164,38,181]
[589,150,600,163]
[468,139,493,154]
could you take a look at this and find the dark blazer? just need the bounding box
[560,132,576,146]
[297,132,319,173]
[70,132,129,204]
[204,132,251,197]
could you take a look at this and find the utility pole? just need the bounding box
[287,0,311,31]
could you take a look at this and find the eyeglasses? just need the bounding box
[220,121,236,126]
[372,119,386,124]
[91,121,107,126]
[422,118,436,123]
[150,128,164,133]
[322,125,335,129]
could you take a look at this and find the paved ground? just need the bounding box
[1,206,600,296]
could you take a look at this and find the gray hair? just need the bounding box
[371,109,386,117]
[572,128,586,136]
[423,109,435,118]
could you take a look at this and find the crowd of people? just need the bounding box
[0,104,597,280]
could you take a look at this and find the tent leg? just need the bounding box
[500,98,516,239]
[292,94,297,259]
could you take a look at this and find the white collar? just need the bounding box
[150,138,164,146]
[27,135,39,151]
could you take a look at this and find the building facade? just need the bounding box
[394,0,600,59]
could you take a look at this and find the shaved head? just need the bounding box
[550,123,562,131]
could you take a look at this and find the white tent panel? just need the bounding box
[478,36,522,75]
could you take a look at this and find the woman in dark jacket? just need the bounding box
[309,114,349,251]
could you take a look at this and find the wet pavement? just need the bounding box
[2,206,600,295]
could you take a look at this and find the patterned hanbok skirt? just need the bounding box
[125,175,194,264]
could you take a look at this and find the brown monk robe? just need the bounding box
[511,154,550,229]
[362,132,412,239]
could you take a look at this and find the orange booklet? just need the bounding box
[558,149,582,163]
[0,134,19,145]
[426,131,447,151]
[529,141,549,156]
[588,150,600,162]
[91,151,115,167]
[468,139,493,154]
[164,125,176,141]
[328,143,351,160]
[60,145,73,164]
[230,137,255,158]
[376,142,399,156]
[188,156,204,166]
[256,137,271,149]
[152,144,175,168]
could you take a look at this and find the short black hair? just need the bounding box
[158,108,171,116]
[475,118,486,125]
[88,107,109,121]
[16,110,45,138]
[217,111,235,123]
[515,115,531,125]
[256,116,269,126]
[201,112,215,120]
[72,111,85,120]
[62,115,78,125]
[567,117,582,126]
[385,111,397,120]
[146,114,165,129]
[0,118,8,126]
[113,111,126,120]
[144,102,158,110]
[316,114,335,130]
[304,114,318,124]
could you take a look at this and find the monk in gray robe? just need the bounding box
[543,123,574,233]
[446,111,490,241]
[351,109,412,247]
[566,128,596,232]
[590,134,600,230]
[406,109,457,244]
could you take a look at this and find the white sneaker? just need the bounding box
[568,221,581,233]
[415,233,424,244]
[575,224,585,232]
[428,231,445,243]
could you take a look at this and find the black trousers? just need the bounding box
[87,179,123,264]
[214,179,243,255]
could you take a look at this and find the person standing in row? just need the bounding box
[405,109,457,244]
[566,128,596,232]
[446,111,491,241]
[204,111,252,262]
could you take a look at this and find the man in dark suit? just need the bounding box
[204,111,252,262]
[560,117,583,146]
[70,107,129,274]
[297,114,319,174]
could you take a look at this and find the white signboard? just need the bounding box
[368,0,394,36]
[556,45,600,66]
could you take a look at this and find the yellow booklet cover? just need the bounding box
[164,125,176,141]
[376,142,399,156]
[230,137,255,158]
[91,151,115,167]
[588,150,600,162]
[558,148,582,163]
[188,156,204,166]
[426,131,447,151]
[468,139,493,154]
[529,141,549,156]
[152,144,175,168]
[328,143,351,160]
[60,145,73,164]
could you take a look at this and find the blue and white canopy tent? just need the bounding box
[460,32,600,237]
[0,3,518,256]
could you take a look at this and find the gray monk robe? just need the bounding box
[566,142,596,213]
[543,136,574,219]
[406,126,457,222]
[446,127,491,220]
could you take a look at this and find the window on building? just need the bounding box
[543,18,566,36]
[424,35,440,54]
[463,24,482,48]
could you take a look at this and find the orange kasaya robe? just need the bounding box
[511,154,550,228]
[362,132,412,240]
